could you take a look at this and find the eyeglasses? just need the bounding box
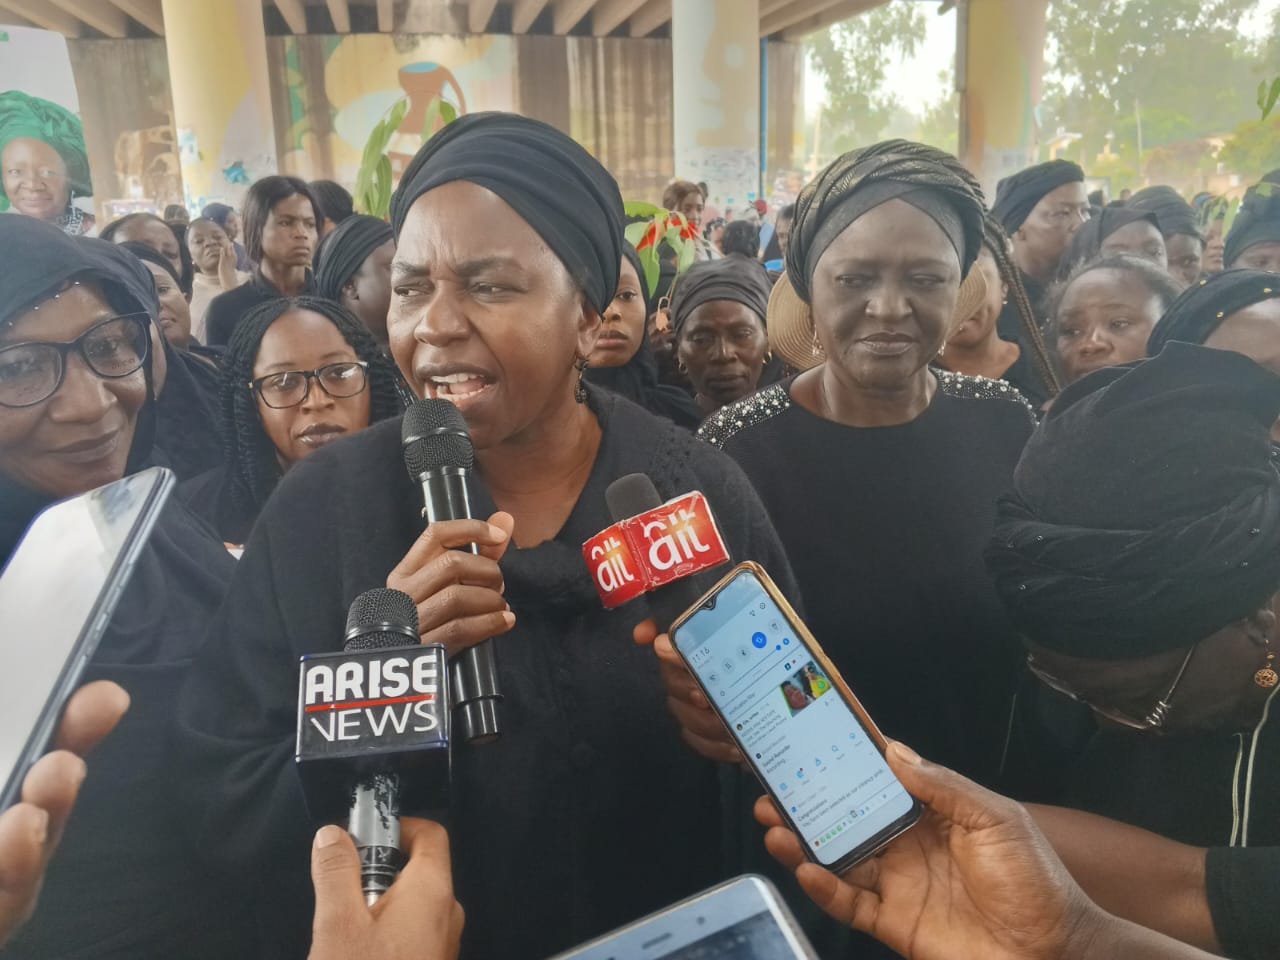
[0,313,151,409]
[249,361,369,409]
[1025,644,1198,731]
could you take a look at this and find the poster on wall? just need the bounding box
[0,26,96,236]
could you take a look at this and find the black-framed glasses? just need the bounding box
[0,313,151,409]
[1026,644,1198,731]
[249,361,369,409]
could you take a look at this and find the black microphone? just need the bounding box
[402,399,502,745]
[605,473,728,633]
[295,588,450,903]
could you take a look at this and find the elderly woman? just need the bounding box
[986,344,1280,960]
[181,297,404,546]
[1224,184,1280,272]
[1048,254,1181,386]
[174,112,795,959]
[0,216,245,957]
[0,91,95,236]
[314,213,396,345]
[670,257,772,418]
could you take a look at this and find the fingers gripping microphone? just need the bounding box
[402,399,502,744]
[343,589,419,905]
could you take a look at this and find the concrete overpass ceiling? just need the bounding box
[0,0,892,40]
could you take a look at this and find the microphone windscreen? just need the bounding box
[343,588,420,652]
[606,473,662,522]
[402,399,474,477]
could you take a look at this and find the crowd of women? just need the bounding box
[2,108,1280,960]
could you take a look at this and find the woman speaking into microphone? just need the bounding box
[175,112,796,959]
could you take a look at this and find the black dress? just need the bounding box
[173,389,799,960]
[700,373,1035,786]
[0,481,248,959]
[204,271,317,347]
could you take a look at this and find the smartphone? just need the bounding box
[0,466,174,809]
[550,875,816,959]
[671,562,921,873]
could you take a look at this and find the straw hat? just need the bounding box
[768,263,988,372]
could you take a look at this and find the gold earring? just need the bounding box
[574,353,589,404]
[1256,636,1278,688]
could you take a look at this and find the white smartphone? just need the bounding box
[550,875,816,960]
[671,563,921,873]
[0,466,174,808]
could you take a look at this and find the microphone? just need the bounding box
[586,473,731,632]
[295,588,450,903]
[402,399,502,745]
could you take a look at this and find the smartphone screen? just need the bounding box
[673,567,918,868]
[551,875,815,960]
[0,468,172,807]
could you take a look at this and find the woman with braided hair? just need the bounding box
[181,296,404,546]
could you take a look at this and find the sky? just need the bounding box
[806,0,1280,119]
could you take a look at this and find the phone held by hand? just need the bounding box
[0,467,174,809]
[550,874,816,959]
[670,562,922,873]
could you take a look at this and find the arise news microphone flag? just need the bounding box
[295,588,450,903]
[402,398,503,745]
[587,473,731,631]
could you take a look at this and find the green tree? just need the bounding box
[1219,115,1280,180]
[806,1,927,154]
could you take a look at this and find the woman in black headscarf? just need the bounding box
[986,343,1280,960]
[0,215,247,958]
[1224,184,1280,272]
[1056,206,1168,280]
[584,241,702,427]
[181,296,404,547]
[669,255,772,417]
[1128,185,1204,288]
[314,213,396,345]
[102,212,195,297]
[174,111,797,960]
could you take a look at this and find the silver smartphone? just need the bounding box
[0,467,174,809]
[550,875,816,960]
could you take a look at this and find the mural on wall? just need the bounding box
[269,33,516,188]
[0,27,96,236]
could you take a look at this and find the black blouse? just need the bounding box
[204,271,317,347]
[173,390,798,959]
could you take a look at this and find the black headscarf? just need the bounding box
[1225,184,1280,268]
[992,159,1084,235]
[986,343,1280,659]
[670,256,771,334]
[1147,268,1280,355]
[1128,186,1201,241]
[1057,207,1162,280]
[583,243,702,429]
[786,139,985,304]
[390,112,623,315]
[315,214,394,301]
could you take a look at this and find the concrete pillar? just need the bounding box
[160,0,278,212]
[671,0,761,216]
[958,0,1049,199]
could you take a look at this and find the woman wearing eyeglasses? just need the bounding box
[0,216,250,957]
[182,296,404,548]
[986,344,1280,960]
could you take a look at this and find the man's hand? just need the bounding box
[308,818,464,960]
[634,619,739,763]
[0,681,130,946]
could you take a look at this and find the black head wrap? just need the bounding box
[1224,184,1280,268]
[390,111,623,315]
[986,343,1280,659]
[992,159,1085,234]
[1147,268,1280,355]
[1057,207,1162,280]
[785,140,985,304]
[583,242,702,428]
[1127,186,1201,240]
[671,257,771,334]
[315,215,394,302]
[202,202,234,228]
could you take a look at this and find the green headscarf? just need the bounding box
[0,91,92,213]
